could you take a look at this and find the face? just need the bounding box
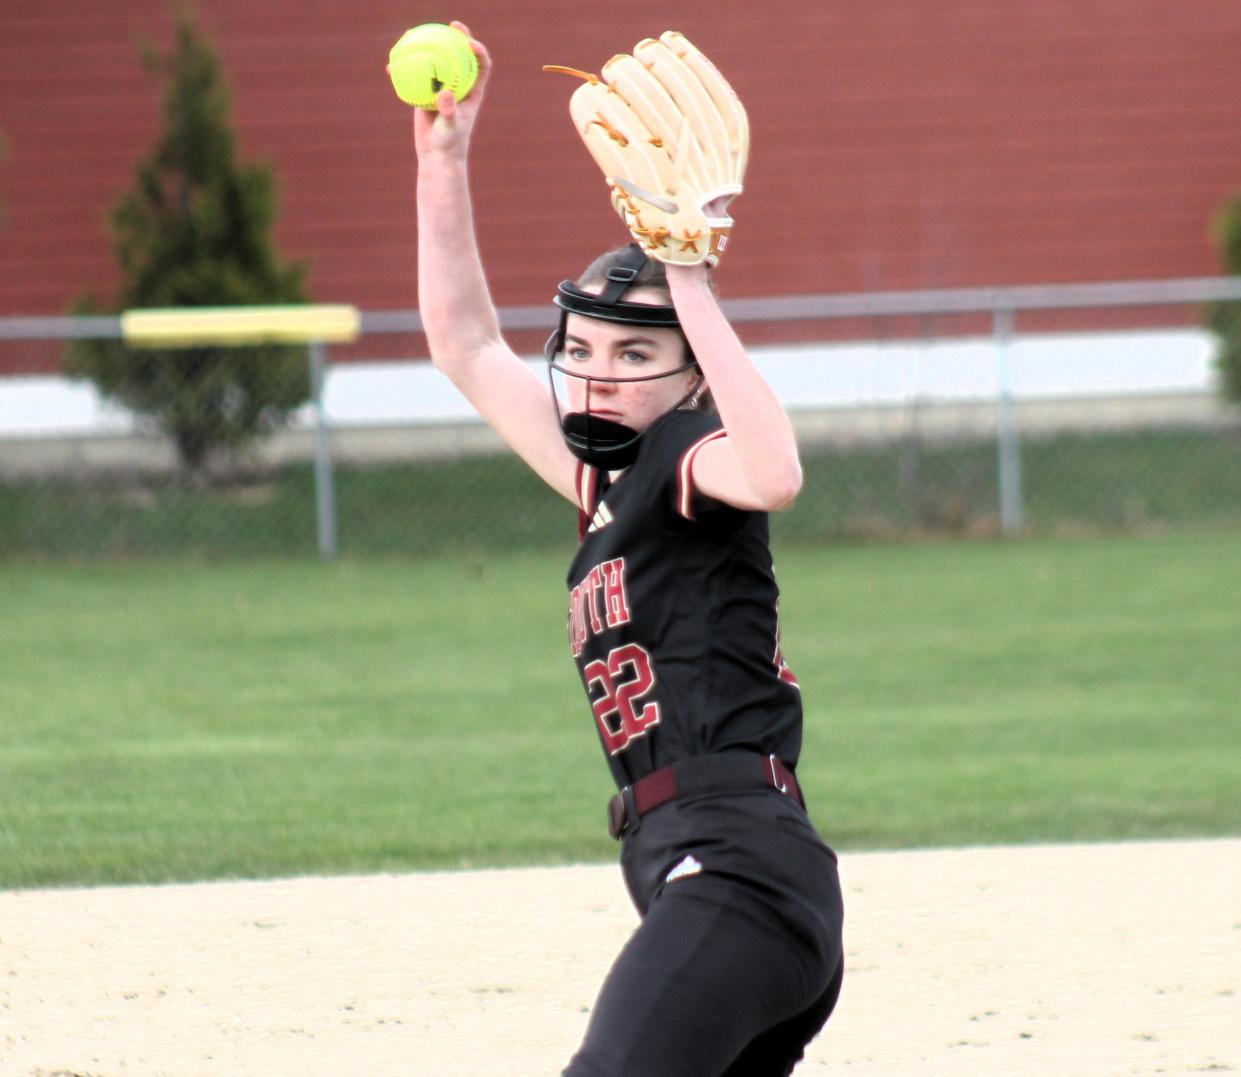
[559,287,697,432]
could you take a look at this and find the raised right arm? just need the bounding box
[412,26,579,503]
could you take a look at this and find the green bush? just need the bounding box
[1207,193,1241,406]
[65,11,310,481]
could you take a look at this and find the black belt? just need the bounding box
[607,751,804,840]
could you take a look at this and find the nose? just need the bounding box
[586,373,617,412]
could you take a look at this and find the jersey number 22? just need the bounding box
[584,643,660,754]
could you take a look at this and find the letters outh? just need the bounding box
[568,557,631,657]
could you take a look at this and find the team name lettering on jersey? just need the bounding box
[568,557,632,657]
[568,558,660,753]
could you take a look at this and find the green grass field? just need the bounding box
[2,529,1239,889]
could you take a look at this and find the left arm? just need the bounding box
[666,264,803,511]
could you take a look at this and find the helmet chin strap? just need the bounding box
[558,411,644,470]
[546,245,701,469]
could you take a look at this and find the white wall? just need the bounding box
[0,329,1222,440]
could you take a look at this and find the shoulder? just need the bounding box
[575,411,731,525]
[639,410,747,523]
[639,409,724,461]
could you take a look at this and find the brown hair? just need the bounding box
[574,246,716,412]
[575,245,673,300]
[575,246,720,300]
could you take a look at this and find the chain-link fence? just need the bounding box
[3,278,1240,562]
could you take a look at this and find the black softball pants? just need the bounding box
[562,789,844,1077]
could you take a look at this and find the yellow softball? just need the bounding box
[387,23,478,110]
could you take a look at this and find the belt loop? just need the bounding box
[769,754,806,808]
[767,754,789,794]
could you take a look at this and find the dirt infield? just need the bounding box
[2,838,1238,1076]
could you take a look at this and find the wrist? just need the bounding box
[665,262,711,286]
[666,262,721,313]
[667,262,718,306]
[416,152,470,182]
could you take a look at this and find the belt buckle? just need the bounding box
[607,792,627,840]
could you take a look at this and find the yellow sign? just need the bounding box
[121,305,360,347]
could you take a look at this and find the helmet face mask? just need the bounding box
[547,246,700,470]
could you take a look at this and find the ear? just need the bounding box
[688,370,708,407]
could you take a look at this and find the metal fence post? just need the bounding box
[993,305,1024,534]
[309,340,338,560]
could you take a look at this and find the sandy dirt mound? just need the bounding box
[2,838,1238,1076]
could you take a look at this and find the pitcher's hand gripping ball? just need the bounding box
[388,23,478,109]
[544,31,749,266]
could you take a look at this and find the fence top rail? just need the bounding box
[718,276,1241,322]
[3,276,1240,342]
[0,315,121,341]
[366,276,1241,334]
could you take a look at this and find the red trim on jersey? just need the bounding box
[576,462,598,540]
[773,607,801,689]
[676,429,728,520]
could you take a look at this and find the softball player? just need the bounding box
[410,26,844,1076]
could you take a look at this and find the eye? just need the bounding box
[621,350,649,364]
[566,345,590,362]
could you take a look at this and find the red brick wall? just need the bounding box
[2,1,1240,372]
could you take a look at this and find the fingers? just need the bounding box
[450,21,492,98]
[411,88,464,158]
[410,24,489,158]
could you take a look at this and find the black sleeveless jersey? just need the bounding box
[566,408,803,792]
